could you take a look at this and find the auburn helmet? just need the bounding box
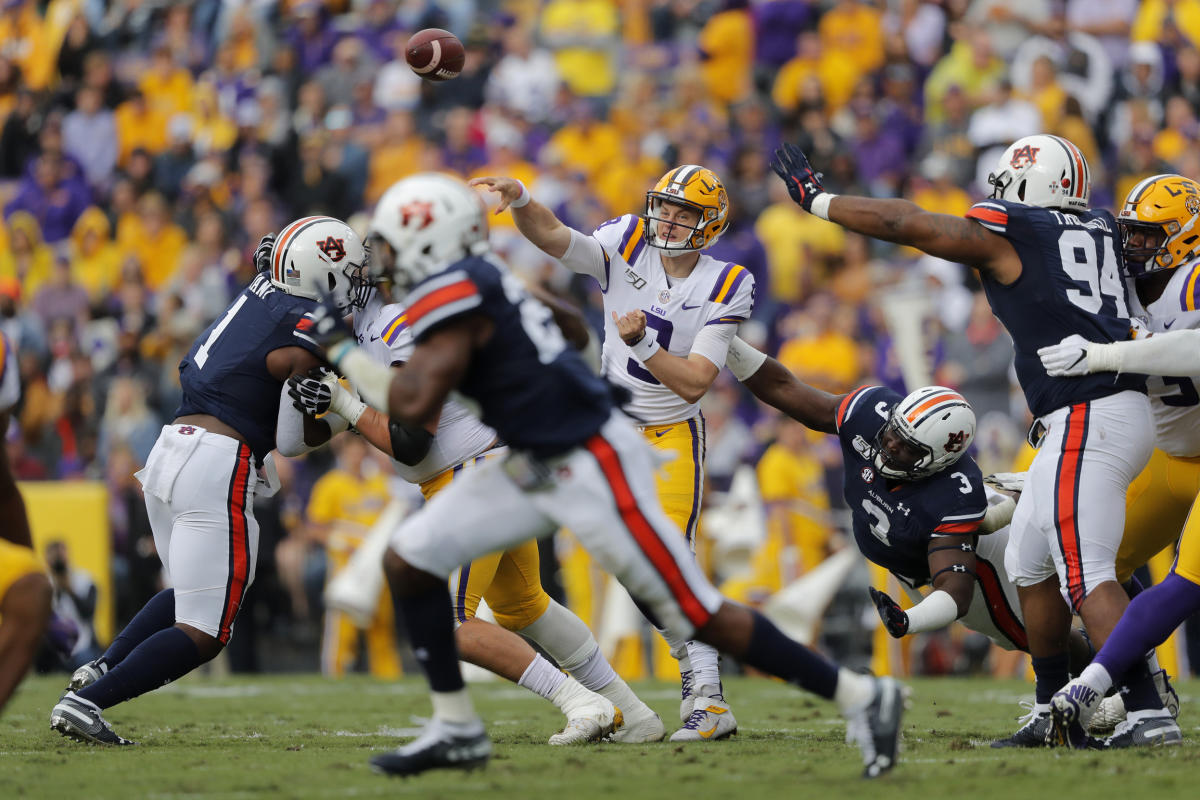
[986,134,1091,212]
[1117,174,1200,277]
[643,165,729,252]
[268,216,371,313]
[874,386,976,481]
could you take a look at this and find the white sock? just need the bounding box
[833,669,875,713]
[549,677,604,718]
[430,688,479,725]
[686,641,721,698]
[1080,663,1114,695]
[66,691,101,712]
[518,654,568,701]
[657,625,689,659]
[1033,702,1050,715]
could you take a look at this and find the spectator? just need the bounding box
[924,29,1007,125]
[776,294,863,394]
[286,132,353,220]
[32,254,89,332]
[44,540,102,668]
[113,91,166,168]
[967,80,1042,191]
[540,0,620,99]
[755,178,845,306]
[97,376,161,466]
[772,32,861,116]
[0,212,54,298]
[486,25,561,124]
[69,207,120,303]
[1067,0,1138,69]
[697,0,755,108]
[373,29,424,113]
[117,192,187,291]
[964,0,1057,60]
[62,86,118,191]
[1132,0,1200,51]
[937,291,1017,421]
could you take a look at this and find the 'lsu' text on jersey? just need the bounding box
[354,290,499,483]
[836,385,987,587]
[967,200,1145,417]
[176,272,322,461]
[404,255,614,458]
[580,214,755,424]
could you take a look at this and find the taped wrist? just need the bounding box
[904,589,960,633]
[1087,342,1122,374]
[809,192,837,220]
[328,382,367,426]
[725,336,767,382]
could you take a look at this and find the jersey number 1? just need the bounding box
[194,295,248,369]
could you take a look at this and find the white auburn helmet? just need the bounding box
[986,134,1091,212]
[874,386,976,481]
[268,215,371,314]
[368,173,490,292]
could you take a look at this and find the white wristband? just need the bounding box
[510,181,531,209]
[725,336,767,382]
[904,589,960,633]
[1087,342,1121,374]
[809,192,837,221]
[328,380,367,427]
[628,333,660,362]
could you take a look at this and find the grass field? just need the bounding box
[3,673,1198,799]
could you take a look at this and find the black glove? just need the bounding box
[254,233,276,273]
[307,292,354,350]
[770,143,826,212]
[287,367,333,417]
[869,586,910,638]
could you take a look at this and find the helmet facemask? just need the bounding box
[644,194,711,253]
[1119,219,1173,277]
[873,411,937,481]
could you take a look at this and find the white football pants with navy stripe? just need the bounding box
[390,411,725,639]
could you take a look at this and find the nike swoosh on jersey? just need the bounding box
[681,303,703,310]
[1164,319,1176,329]
[654,429,670,437]
[370,335,382,341]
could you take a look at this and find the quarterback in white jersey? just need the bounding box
[288,283,663,745]
[473,165,754,741]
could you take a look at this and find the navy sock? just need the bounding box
[100,589,175,669]
[1122,575,1145,600]
[1120,660,1161,713]
[1098,573,1200,688]
[1031,653,1069,705]
[78,627,203,710]
[396,584,464,693]
[742,611,838,700]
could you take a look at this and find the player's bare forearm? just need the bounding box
[741,356,840,434]
[827,196,1007,272]
[352,406,395,456]
[641,351,719,405]
[386,319,481,427]
[512,199,573,259]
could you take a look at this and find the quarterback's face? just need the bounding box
[655,201,700,244]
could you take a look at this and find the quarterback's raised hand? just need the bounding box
[468,176,527,214]
[771,143,826,213]
[1037,334,1097,377]
[254,233,276,273]
[869,586,910,638]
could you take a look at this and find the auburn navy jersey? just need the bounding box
[836,386,988,586]
[176,273,322,460]
[967,200,1145,417]
[404,255,614,458]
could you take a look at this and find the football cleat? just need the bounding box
[1105,715,1182,748]
[50,695,135,746]
[1089,669,1180,734]
[669,686,737,742]
[678,668,695,723]
[990,705,1052,748]
[548,699,618,745]
[68,659,108,692]
[369,717,490,777]
[1050,678,1104,748]
[844,676,907,778]
[609,706,666,743]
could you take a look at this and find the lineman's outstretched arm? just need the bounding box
[1040,329,1200,378]
[726,337,842,434]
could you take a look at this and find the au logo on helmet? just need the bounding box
[1009,145,1040,169]
[400,200,435,230]
[318,236,347,262]
[944,430,967,453]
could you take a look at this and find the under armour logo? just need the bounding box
[1009,145,1040,169]
[317,236,346,262]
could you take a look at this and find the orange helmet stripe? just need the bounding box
[905,392,962,423]
[271,216,324,282]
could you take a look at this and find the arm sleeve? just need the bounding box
[725,336,767,381]
[559,228,610,285]
[904,589,961,632]
[689,322,738,369]
[275,382,348,457]
[1100,328,1200,376]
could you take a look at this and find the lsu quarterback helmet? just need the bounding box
[368,173,489,292]
[986,134,1091,212]
[874,386,976,481]
[644,165,729,252]
[268,215,371,314]
[1117,173,1200,277]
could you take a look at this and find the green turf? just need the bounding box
[2,674,1197,799]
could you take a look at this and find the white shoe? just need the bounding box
[1049,677,1104,747]
[669,689,736,742]
[678,668,695,723]
[610,705,666,743]
[548,680,616,745]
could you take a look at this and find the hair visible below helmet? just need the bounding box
[268,216,371,313]
[368,173,489,292]
[986,134,1091,212]
[1117,173,1200,278]
[874,386,976,481]
[643,165,729,252]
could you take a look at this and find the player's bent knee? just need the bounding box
[2,572,52,638]
[492,593,551,631]
[383,549,441,596]
[176,622,226,662]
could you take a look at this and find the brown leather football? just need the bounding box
[405,28,465,82]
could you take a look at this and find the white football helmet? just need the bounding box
[368,173,490,292]
[874,386,976,481]
[268,215,371,313]
[986,134,1091,212]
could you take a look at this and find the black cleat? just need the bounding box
[50,695,135,746]
[67,659,107,692]
[369,718,491,777]
[991,709,1052,748]
[845,676,906,778]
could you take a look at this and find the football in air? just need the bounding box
[405,28,466,82]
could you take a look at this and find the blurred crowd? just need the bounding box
[5,0,1200,673]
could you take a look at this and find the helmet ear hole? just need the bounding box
[327,272,336,292]
[1017,180,1027,202]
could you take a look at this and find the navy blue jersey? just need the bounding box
[967,200,1145,417]
[405,255,614,458]
[176,273,321,460]
[835,386,988,586]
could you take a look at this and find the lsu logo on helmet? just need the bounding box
[1118,173,1200,277]
[644,165,729,252]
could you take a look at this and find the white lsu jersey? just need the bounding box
[0,332,18,413]
[1131,261,1200,458]
[354,291,499,484]
[576,214,755,425]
